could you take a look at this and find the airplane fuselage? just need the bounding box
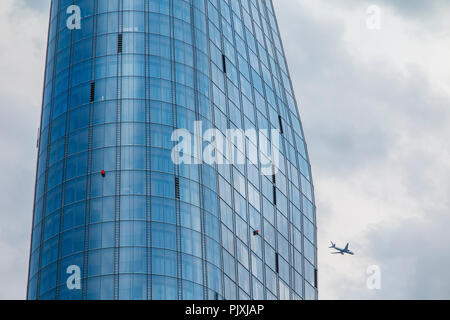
[329,242,354,255]
[334,247,354,255]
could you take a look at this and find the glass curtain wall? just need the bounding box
[27,0,317,300]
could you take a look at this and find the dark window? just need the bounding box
[273,186,277,205]
[222,54,227,73]
[278,115,284,134]
[175,177,180,199]
[275,253,279,273]
[90,82,95,102]
[118,34,123,53]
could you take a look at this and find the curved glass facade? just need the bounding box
[27,0,317,300]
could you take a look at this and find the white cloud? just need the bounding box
[274,0,450,299]
[0,0,50,299]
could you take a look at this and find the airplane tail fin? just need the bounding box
[329,241,335,248]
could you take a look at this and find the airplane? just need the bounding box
[329,241,354,255]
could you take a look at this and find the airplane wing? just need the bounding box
[344,243,349,251]
[331,252,342,254]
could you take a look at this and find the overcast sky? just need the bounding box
[0,0,449,300]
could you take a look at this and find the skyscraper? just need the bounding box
[28,0,317,300]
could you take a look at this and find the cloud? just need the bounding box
[0,0,49,299]
[374,0,450,17]
[274,0,450,299]
[320,0,450,19]
[16,0,50,13]
[362,209,450,299]
[276,0,450,176]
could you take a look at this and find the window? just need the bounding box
[222,54,227,73]
[90,82,95,102]
[118,33,123,53]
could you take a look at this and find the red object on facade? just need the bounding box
[101,170,106,177]
[253,230,259,236]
